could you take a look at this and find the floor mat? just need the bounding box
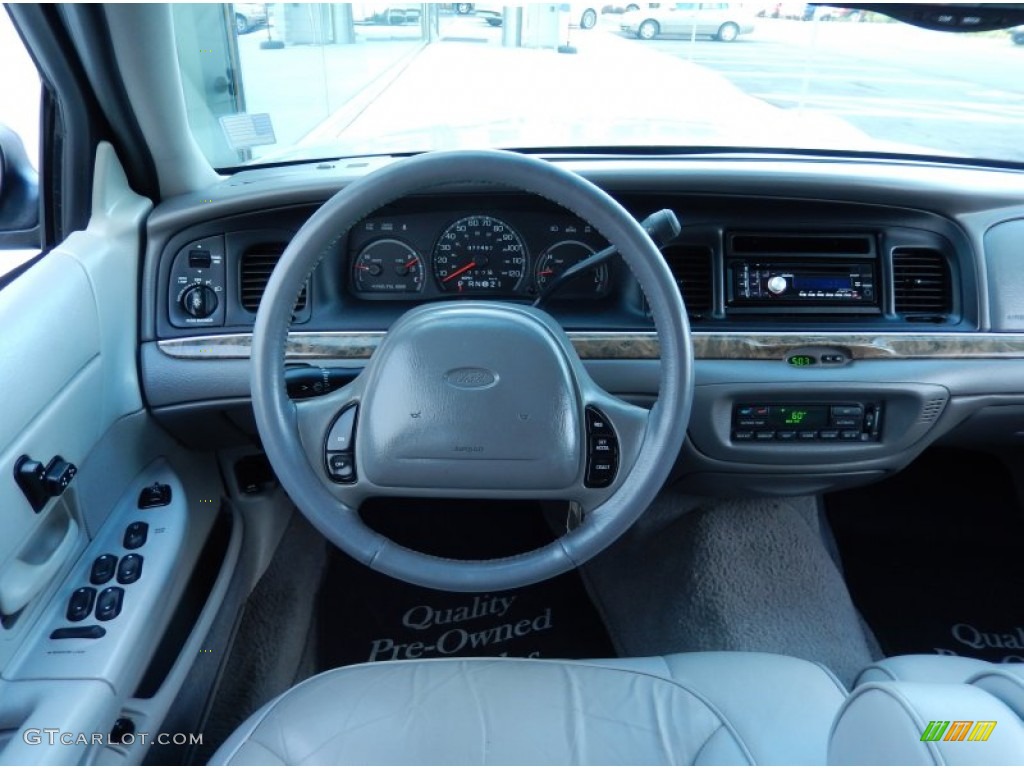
[826,449,1024,663]
[317,499,615,669]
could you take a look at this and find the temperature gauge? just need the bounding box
[353,239,424,294]
[535,241,609,298]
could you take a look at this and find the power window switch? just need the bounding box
[123,521,148,550]
[90,554,118,585]
[117,554,143,585]
[95,587,124,622]
[66,587,96,622]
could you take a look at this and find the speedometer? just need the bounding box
[433,216,527,294]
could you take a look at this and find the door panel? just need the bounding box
[0,143,151,665]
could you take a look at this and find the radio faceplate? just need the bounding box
[732,402,882,443]
[728,260,879,312]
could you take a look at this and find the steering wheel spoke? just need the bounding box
[293,377,364,484]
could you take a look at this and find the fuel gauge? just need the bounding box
[535,240,609,298]
[353,239,424,294]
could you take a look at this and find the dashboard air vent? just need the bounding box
[892,247,951,317]
[240,244,307,313]
[662,245,713,318]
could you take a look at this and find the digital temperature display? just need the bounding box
[770,406,829,429]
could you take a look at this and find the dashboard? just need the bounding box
[349,211,611,300]
[140,154,1024,496]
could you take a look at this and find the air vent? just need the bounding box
[730,233,873,255]
[920,397,947,423]
[892,247,951,317]
[240,244,307,313]
[663,245,713,317]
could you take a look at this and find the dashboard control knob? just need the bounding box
[767,275,788,295]
[181,284,218,318]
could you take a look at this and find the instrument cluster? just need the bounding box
[347,211,612,301]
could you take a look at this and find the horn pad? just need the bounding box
[358,302,581,491]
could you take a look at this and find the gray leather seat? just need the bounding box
[210,652,848,765]
[831,655,1024,765]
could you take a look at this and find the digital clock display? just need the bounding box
[787,355,816,367]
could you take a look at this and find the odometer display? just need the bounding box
[433,216,527,294]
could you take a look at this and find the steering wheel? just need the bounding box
[251,150,693,592]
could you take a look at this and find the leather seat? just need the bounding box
[210,652,848,765]
[211,651,1024,765]
[830,655,1024,765]
[854,655,1024,719]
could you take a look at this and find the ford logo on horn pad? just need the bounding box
[444,367,499,390]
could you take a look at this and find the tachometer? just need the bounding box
[433,216,527,294]
[353,239,424,294]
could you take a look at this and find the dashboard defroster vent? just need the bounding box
[920,397,947,423]
[240,244,307,313]
[892,247,951,317]
[663,245,713,318]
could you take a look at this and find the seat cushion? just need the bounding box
[589,652,847,766]
[209,653,846,765]
[855,655,998,687]
[970,665,1024,719]
[829,681,1024,766]
[855,655,1024,719]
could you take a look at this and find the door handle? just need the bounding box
[0,506,79,616]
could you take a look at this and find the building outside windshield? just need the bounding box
[162,3,1024,170]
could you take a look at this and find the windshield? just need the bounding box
[171,3,1024,169]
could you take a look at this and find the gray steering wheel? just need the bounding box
[251,149,693,592]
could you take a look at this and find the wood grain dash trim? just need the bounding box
[157,331,1024,362]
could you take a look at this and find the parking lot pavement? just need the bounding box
[635,18,1024,161]
[300,21,876,159]
[238,9,1024,164]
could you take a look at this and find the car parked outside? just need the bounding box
[474,3,602,29]
[232,2,267,34]
[620,2,755,40]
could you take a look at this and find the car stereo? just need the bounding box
[728,260,878,311]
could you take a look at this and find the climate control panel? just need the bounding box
[732,402,881,442]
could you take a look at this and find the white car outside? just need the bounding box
[621,2,755,41]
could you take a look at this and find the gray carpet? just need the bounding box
[578,491,877,687]
[194,513,328,763]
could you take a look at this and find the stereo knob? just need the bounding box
[181,284,218,318]
[767,276,788,295]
